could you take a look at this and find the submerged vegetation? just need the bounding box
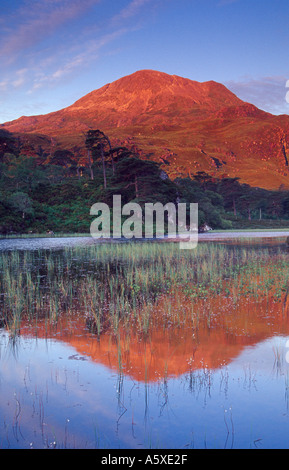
[1,241,289,337]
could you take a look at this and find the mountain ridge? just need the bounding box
[2,69,289,190]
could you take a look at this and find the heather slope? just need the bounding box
[2,69,289,189]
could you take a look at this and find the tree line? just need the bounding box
[1,129,289,234]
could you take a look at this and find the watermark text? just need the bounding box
[90,195,198,249]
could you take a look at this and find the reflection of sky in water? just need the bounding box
[0,233,288,252]
[1,329,289,449]
[1,238,289,448]
[0,236,164,251]
[0,237,98,251]
[0,332,126,448]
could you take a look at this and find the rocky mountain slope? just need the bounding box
[2,69,289,189]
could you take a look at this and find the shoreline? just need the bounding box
[1,229,289,240]
[197,230,289,241]
[0,230,289,251]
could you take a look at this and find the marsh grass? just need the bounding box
[1,241,289,336]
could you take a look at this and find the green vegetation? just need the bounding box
[1,129,289,235]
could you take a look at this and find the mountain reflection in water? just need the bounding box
[2,239,289,449]
[18,292,289,382]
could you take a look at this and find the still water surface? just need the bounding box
[1,237,289,449]
[1,325,289,449]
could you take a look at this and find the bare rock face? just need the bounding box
[2,69,289,189]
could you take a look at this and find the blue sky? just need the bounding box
[0,0,288,123]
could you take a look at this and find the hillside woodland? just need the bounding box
[1,128,289,235]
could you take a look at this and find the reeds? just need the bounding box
[1,241,289,336]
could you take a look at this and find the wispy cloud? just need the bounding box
[0,0,155,93]
[31,27,129,90]
[24,0,156,92]
[111,0,153,23]
[12,68,29,88]
[0,0,159,121]
[0,80,9,91]
[0,0,100,60]
[225,76,289,115]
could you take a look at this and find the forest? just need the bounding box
[1,128,289,235]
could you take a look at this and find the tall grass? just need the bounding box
[1,241,289,336]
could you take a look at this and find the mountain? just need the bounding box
[2,69,289,189]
